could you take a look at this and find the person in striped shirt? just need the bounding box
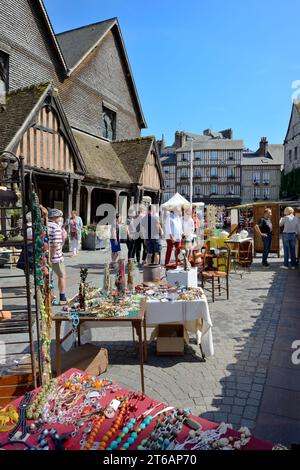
[48,208,67,305]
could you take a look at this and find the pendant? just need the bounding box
[86,391,100,399]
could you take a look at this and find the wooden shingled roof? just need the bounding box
[0,83,50,154]
[112,137,155,184]
[72,129,132,184]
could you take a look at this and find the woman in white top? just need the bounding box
[279,207,300,269]
[182,207,195,259]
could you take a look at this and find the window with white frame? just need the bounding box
[194,167,202,177]
[180,167,188,178]
[194,151,202,160]
[181,185,188,196]
[180,153,188,161]
[253,187,260,198]
[262,172,270,184]
[210,184,217,194]
[263,187,270,199]
[228,184,234,195]
[194,185,201,195]
[227,167,234,178]
[211,167,217,177]
[211,151,218,160]
[253,172,260,184]
[228,151,234,161]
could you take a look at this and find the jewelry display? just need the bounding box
[0,369,272,451]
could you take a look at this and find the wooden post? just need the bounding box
[76,179,82,215]
[86,186,93,225]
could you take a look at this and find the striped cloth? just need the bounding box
[49,221,64,264]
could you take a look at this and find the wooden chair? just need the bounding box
[200,246,230,302]
[237,240,253,274]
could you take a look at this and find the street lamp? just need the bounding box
[186,136,194,207]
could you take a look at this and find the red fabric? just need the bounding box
[165,239,182,266]
[0,368,273,451]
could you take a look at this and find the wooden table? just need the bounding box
[52,303,146,394]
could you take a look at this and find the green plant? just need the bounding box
[6,208,22,217]
[0,233,5,242]
[81,224,96,239]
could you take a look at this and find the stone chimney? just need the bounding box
[174,131,185,149]
[258,137,268,156]
[157,134,166,155]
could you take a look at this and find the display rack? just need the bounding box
[0,152,42,405]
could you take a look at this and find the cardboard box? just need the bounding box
[52,344,108,375]
[156,324,184,356]
[0,310,12,320]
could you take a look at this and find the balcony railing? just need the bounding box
[180,176,188,180]
[253,180,260,185]
[263,181,270,185]
[210,176,218,180]
[227,175,235,180]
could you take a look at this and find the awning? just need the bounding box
[228,200,300,210]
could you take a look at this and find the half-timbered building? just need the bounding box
[0,0,163,222]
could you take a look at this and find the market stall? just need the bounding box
[0,152,52,406]
[58,267,213,365]
[229,201,300,258]
[0,368,275,451]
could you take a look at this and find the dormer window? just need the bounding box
[0,51,9,109]
[102,105,116,140]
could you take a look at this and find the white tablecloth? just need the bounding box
[145,297,214,357]
[59,297,214,357]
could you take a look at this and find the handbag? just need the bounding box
[16,243,34,272]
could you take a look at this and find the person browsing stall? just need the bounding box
[164,209,183,266]
[279,207,300,269]
[48,208,67,305]
[254,208,272,268]
[141,205,163,265]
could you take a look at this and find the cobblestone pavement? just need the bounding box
[50,247,292,441]
[2,244,299,445]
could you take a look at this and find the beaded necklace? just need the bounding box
[97,396,130,450]
[26,379,57,420]
[108,405,174,451]
[140,408,190,451]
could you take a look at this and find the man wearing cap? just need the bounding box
[48,208,67,305]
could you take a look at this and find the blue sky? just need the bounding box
[45,0,300,150]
